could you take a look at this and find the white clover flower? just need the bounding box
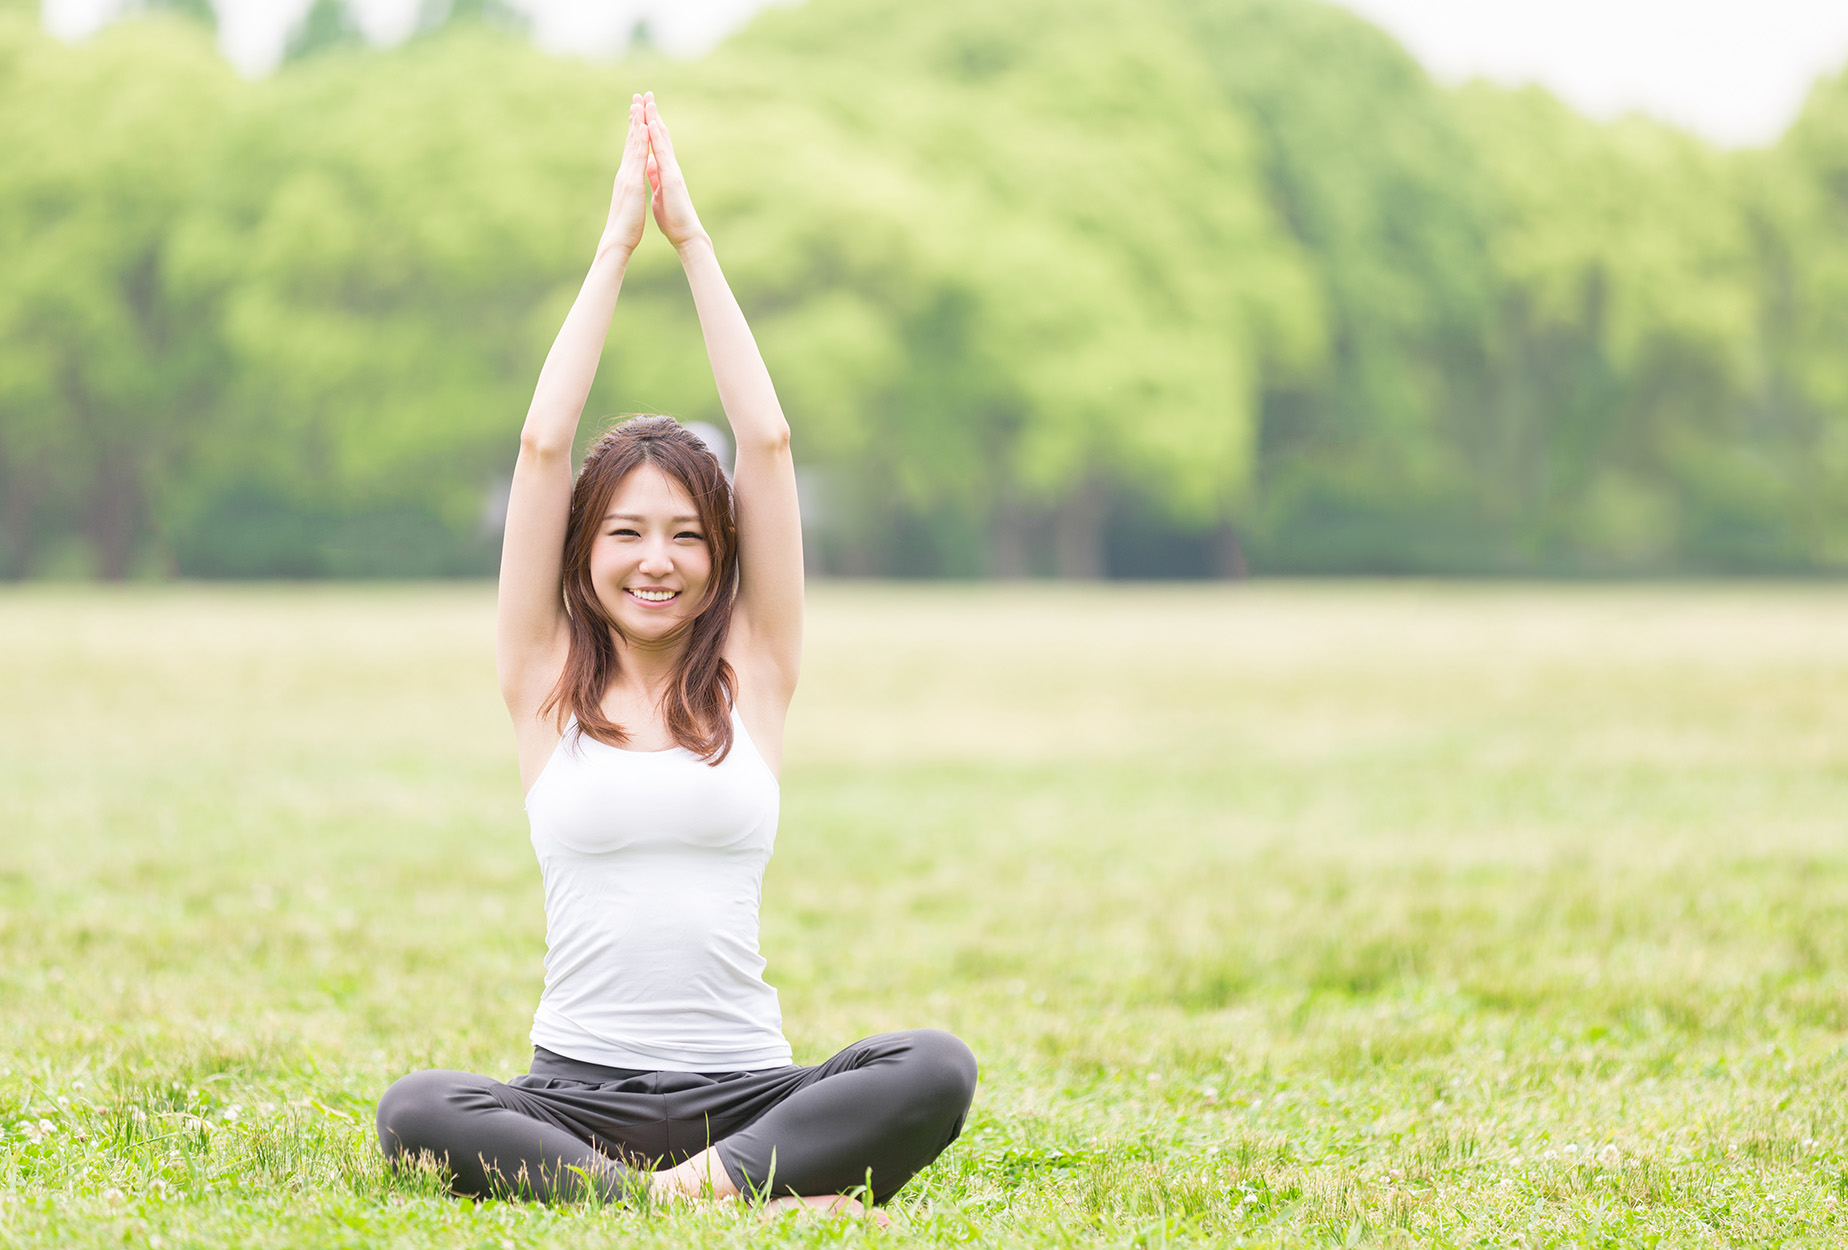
[1598,1144,1621,1166]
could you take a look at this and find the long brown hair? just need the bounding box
[542,416,738,763]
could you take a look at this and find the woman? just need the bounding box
[375,93,977,1217]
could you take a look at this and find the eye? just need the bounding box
[675,530,705,542]
[608,526,640,538]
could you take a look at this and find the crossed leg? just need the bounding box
[377,1029,976,1212]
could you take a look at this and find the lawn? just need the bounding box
[2,581,1847,1247]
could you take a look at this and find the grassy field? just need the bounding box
[3,581,1848,1248]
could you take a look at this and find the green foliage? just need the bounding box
[283,0,365,62]
[164,28,613,575]
[0,14,233,577]
[1755,67,1848,567]
[633,0,1319,574]
[4,0,1848,576]
[145,0,216,24]
[1179,0,1497,571]
[1459,85,1777,570]
[429,0,529,38]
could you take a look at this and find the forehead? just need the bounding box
[605,463,698,516]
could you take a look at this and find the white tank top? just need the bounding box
[522,709,792,1071]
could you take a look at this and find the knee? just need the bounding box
[901,1029,978,1120]
[376,1068,472,1161]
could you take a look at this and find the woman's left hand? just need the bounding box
[643,93,710,253]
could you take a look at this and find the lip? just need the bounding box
[623,587,681,606]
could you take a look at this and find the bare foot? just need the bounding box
[649,1146,741,1203]
[760,1193,892,1228]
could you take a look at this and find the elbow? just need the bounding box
[742,423,791,457]
[518,427,573,462]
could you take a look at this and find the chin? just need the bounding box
[622,616,681,640]
[611,605,693,640]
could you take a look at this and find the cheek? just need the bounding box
[587,537,626,584]
[681,546,717,599]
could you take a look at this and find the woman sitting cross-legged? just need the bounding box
[374,92,977,1219]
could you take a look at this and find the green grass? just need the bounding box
[4,581,1848,1247]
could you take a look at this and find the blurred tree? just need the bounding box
[146,0,216,25]
[165,27,610,574]
[1458,85,1773,570]
[425,0,529,36]
[1754,67,1848,568]
[285,0,365,62]
[283,0,530,66]
[639,0,1321,576]
[0,14,233,577]
[1178,0,1497,572]
[5,0,1845,579]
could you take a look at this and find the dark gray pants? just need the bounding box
[376,1028,977,1205]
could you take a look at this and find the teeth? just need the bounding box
[628,589,676,602]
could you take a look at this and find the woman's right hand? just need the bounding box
[601,94,651,257]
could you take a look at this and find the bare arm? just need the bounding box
[498,96,652,778]
[644,95,803,735]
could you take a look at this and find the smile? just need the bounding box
[626,588,679,603]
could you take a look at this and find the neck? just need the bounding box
[611,628,688,701]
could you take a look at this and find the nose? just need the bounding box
[636,538,674,578]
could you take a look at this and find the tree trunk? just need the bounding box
[1213,521,1250,579]
[1053,482,1104,579]
[991,500,1029,579]
[0,469,35,579]
[88,453,142,580]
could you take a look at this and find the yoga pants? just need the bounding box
[375,1028,976,1205]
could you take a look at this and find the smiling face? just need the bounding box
[588,463,714,645]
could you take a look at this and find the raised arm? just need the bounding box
[498,96,652,767]
[643,95,804,719]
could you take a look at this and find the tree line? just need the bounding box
[3,0,1848,579]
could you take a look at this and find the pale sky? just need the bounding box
[1337,0,1848,146]
[42,0,1848,147]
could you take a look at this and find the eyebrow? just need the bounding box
[602,513,703,523]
